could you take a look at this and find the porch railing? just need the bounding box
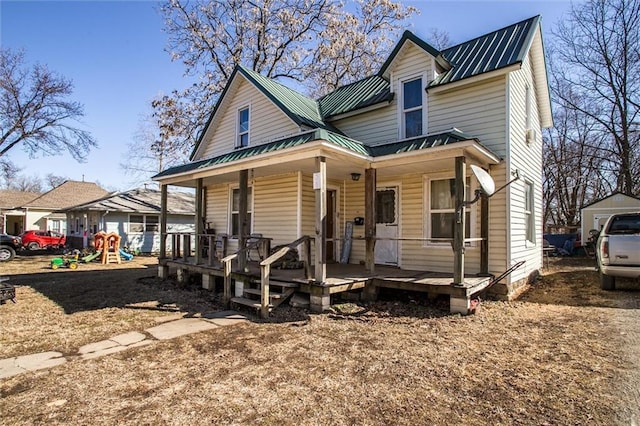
[257,236,312,318]
[220,236,274,306]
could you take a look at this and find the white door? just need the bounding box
[375,187,399,265]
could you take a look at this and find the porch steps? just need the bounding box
[230,280,299,314]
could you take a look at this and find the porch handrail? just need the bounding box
[257,236,312,318]
[221,236,270,307]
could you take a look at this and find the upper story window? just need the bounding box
[237,107,249,148]
[403,78,423,138]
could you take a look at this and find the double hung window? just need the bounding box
[403,78,423,138]
[237,107,249,148]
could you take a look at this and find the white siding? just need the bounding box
[333,107,397,146]
[253,173,299,246]
[506,53,544,283]
[429,76,507,157]
[104,213,193,253]
[205,184,229,235]
[334,42,434,145]
[200,77,300,159]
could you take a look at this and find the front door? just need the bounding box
[326,189,336,262]
[375,186,399,266]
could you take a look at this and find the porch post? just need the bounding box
[238,169,249,272]
[159,183,168,260]
[480,191,489,275]
[158,183,169,279]
[195,178,204,264]
[314,157,327,283]
[364,168,376,273]
[453,156,466,285]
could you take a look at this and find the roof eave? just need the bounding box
[427,63,521,94]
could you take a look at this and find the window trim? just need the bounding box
[236,105,250,148]
[423,174,476,248]
[228,184,254,238]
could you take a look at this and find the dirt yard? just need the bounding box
[1,254,639,425]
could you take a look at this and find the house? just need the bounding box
[62,187,195,252]
[1,181,108,236]
[580,192,640,243]
[153,16,552,315]
[0,190,42,235]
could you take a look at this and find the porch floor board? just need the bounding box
[161,258,492,298]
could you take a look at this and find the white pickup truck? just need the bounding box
[596,212,640,290]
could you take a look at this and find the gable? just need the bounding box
[195,74,302,161]
[581,192,640,210]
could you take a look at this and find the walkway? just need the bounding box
[0,310,247,380]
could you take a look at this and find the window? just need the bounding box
[237,107,249,147]
[146,216,159,232]
[525,181,535,244]
[403,78,423,138]
[129,215,159,233]
[428,177,471,241]
[50,220,61,233]
[230,187,253,237]
[376,189,396,224]
[129,215,144,233]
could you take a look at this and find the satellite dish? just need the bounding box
[470,165,495,196]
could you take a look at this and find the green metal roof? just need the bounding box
[368,129,476,157]
[430,16,540,88]
[154,128,493,181]
[318,75,393,119]
[238,66,330,130]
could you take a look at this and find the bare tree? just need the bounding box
[44,173,69,190]
[145,0,416,168]
[120,113,190,185]
[551,0,640,196]
[425,27,451,50]
[0,49,96,161]
[543,93,611,227]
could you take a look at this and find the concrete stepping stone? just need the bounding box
[145,318,218,340]
[0,351,66,379]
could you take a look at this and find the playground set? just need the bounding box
[50,231,134,269]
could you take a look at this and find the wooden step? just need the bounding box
[230,297,273,310]
[249,279,299,288]
[243,288,285,299]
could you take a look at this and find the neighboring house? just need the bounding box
[153,16,552,312]
[0,190,42,235]
[580,192,640,243]
[63,187,195,253]
[17,180,109,236]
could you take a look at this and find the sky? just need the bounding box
[1,0,578,192]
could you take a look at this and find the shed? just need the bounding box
[580,192,640,244]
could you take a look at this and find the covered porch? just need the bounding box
[154,129,502,317]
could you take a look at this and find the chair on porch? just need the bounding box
[247,233,263,262]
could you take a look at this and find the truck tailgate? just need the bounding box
[608,235,640,265]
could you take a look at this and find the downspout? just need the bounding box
[101,210,110,231]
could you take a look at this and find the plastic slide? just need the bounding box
[119,249,134,261]
[81,250,102,263]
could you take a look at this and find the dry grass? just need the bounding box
[1,255,639,425]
